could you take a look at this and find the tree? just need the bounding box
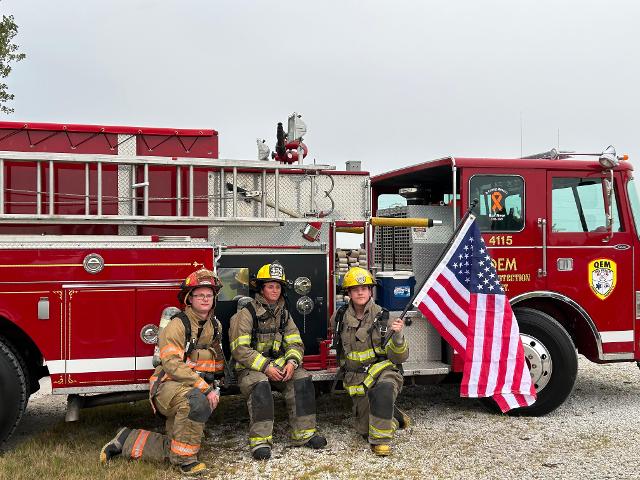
[0,7,26,114]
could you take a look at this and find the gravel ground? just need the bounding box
[8,356,640,479]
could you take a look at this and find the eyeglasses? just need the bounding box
[191,293,215,300]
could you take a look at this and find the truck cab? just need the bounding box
[371,150,638,415]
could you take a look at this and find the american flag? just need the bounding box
[412,215,536,412]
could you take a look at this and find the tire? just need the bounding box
[0,338,28,448]
[509,307,578,416]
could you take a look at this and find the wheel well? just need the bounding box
[0,316,45,395]
[512,297,599,360]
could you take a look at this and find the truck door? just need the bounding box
[546,171,634,359]
[465,169,547,296]
[65,287,136,386]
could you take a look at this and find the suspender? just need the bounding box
[245,302,288,356]
[172,312,219,362]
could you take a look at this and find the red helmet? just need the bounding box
[178,268,223,305]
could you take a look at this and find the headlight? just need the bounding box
[296,296,314,315]
[294,276,312,295]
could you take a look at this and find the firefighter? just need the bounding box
[100,268,226,475]
[331,266,410,456]
[229,261,327,460]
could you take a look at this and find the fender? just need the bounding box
[510,290,630,361]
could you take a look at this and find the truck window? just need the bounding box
[626,178,640,236]
[551,177,621,232]
[469,175,524,232]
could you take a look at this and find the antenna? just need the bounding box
[557,128,560,150]
[520,112,523,158]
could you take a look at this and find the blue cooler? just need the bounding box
[375,271,416,311]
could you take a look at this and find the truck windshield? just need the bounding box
[627,178,640,237]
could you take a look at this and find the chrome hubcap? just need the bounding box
[521,333,553,392]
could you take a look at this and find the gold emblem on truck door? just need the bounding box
[589,258,617,300]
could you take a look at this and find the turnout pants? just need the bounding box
[238,368,317,452]
[121,380,213,465]
[350,368,403,445]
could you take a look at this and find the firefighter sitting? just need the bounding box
[229,261,327,460]
[100,268,226,475]
[331,266,410,456]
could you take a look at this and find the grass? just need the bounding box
[0,392,355,480]
[0,401,175,480]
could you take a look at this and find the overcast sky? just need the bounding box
[2,0,639,175]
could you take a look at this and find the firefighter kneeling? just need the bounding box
[229,261,327,460]
[332,267,410,456]
[100,268,226,475]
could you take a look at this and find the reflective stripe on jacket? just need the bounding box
[149,306,224,395]
[329,298,409,395]
[229,294,305,371]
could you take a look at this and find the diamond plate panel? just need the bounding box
[208,220,329,247]
[389,309,442,362]
[117,134,137,157]
[206,170,368,221]
[324,174,369,220]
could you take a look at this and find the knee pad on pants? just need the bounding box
[368,382,394,420]
[186,388,213,423]
[293,375,316,417]
[251,381,274,422]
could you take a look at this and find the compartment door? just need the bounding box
[65,288,136,386]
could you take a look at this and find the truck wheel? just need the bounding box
[0,338,28,447]
[481,307,578,416]
[510,307,578,416]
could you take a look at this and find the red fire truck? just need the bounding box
[0,116,636,446]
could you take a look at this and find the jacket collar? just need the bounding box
[254,293,284,317]
[346,298,375,325]
[184,305,213,325]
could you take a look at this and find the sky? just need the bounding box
[2,0,639,176]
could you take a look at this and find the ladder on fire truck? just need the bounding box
[0,151,336,226]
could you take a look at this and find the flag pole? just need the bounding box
[398,199,478,326]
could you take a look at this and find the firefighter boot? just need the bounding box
[304,434,327,449]
[179,462,207,475]
[100,427,132,464]
[371,444,392,456]
[252,446,271,460]
[393,406,411,429]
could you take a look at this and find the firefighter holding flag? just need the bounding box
[331,267,411,456]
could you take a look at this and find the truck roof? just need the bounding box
[372,155,634,188]
[0,120,217,137]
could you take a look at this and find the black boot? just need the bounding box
[99,427,131,464]
[252,446,271,460]
[304,434,327,449]
[394,406,411,429]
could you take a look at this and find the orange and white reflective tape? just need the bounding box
[170,439,200,457]
[160,344,184,359]
[186,358,225,372]
[130,430,150,459]
[195,377,209,393]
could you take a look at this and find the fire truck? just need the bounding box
[0,114,636,447]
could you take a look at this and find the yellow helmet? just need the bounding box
[342,267,375,289]
[234,268,249,286]
[254,261,287,287]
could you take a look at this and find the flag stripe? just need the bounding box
[417,299,466,354]
[428,281,468,337]
[415,215,536,412]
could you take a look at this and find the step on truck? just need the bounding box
[0,115,637,446]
